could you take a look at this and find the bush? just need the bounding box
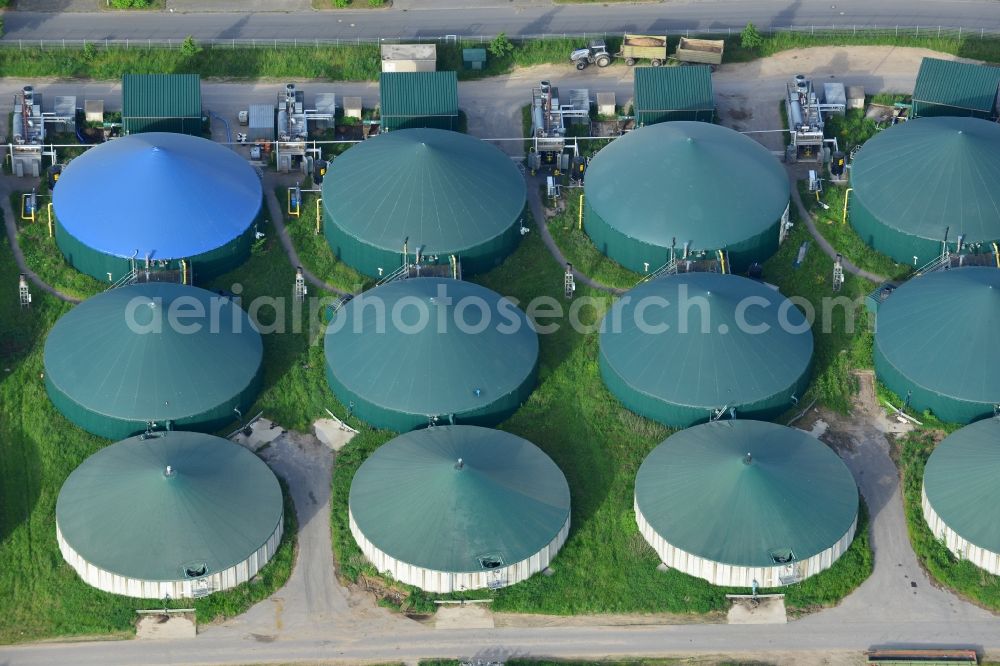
[109,0,150,7]
[368,0,384,5]
[740,22,764,50]
[489,32,515,59]
[333,0,350,6]
[82,42,98,61]
[180,36,201,58]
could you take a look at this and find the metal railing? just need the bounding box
[1,25,998,50]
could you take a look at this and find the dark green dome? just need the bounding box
[57,432,282,582]
[322,128,527,278]
[850,117,1000,265]
[44,283,263,439]
[324,278,538,431]
[924,418,1000,555]
[635,420,858,567]
[599,273,813,428]
[874,267,1000,423]
[584,121,789,274]
[350,425,570,574]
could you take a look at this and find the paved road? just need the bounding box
[4,0,1000,42]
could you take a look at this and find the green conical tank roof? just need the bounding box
[321,128,526,256]
[874,267,1000,409]
[56,432,282,581]
[851,117,1000,248]
[635,420,858,567]
[44,283,263,437]
[349,425,570,573]
[584,121,789,249]
[924,417,1000,554]
[599,272,813,425]
[324,277,538,430]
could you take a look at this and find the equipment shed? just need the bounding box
[379,72,458,131]
[634,66,714,125]
[123,73,202,135]
[912,57,1000,119]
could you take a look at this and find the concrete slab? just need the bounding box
[433,604,495,630]
[136,613,197,639]
[231,417,285,452]
[312,418,357,452]
[727,597,787,625]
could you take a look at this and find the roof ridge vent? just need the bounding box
[743,452,752,466]
[164,465,176,478]
[455,457,464,470]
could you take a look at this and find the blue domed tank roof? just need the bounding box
[53,132,262,261]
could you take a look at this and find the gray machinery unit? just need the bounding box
[277,83,308,173]
[529,81,589,170]
[786,75,825,162]
[11,86,45,177]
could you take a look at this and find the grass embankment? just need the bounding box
[899,432,1000,610]
[0,217,300,642]
[327,197,874,615]
[10,28,1000,83]
[796,183,910,282]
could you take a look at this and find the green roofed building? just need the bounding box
[57,432,283,599]
[44,283,263,440]
[123,74,202,135]
[874,267,1000,424]
[912,57,1000,119]
[923,418,1000,575]
[584,121,789,275]
[849,117,1000,265]
[322,128,526,278]
[635,420,858,587]
[379,71,458,131]
[599,273,813,428]
[325,278,538,431]
[634,66,715,125]
[349,425,570,592]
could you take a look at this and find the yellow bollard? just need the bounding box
[841,188,853,225]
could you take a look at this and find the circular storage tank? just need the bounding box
[349,425,570,592]
[324,277,538,431]
[53,132,263,284]
[599,272,813,428]
[56,431,283,599]
[923,418,1000,575]
[635,420,858,587]
[874,267,1000,424]
[322,128,527,278]
[584,121,790,275]
[44,282,263,440]
[850,117,1000,265]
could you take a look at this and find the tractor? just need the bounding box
[570,40,612,70]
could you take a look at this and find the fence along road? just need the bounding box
[4,0,1000,43]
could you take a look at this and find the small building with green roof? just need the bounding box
[349,425,570,592]
[379,71,458,131]
[923,417,1000,575]
[324,277,538,432]
[874,267,1000,424]
[912,57,1000,120]
[633,65,715,125]
[56,431,283,599]
[635,420,858,587]
[322,128,526,278]
[44,283,263,440]
[599,273,813,428]
[584,121,789,275]
[849,117,1000,265]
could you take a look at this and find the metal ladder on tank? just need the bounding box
[106,258,138,291]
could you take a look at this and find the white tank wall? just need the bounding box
[56,513,283,599]
[349,507,570,593]
[922,484,1000,575]
[635,496,857,588]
